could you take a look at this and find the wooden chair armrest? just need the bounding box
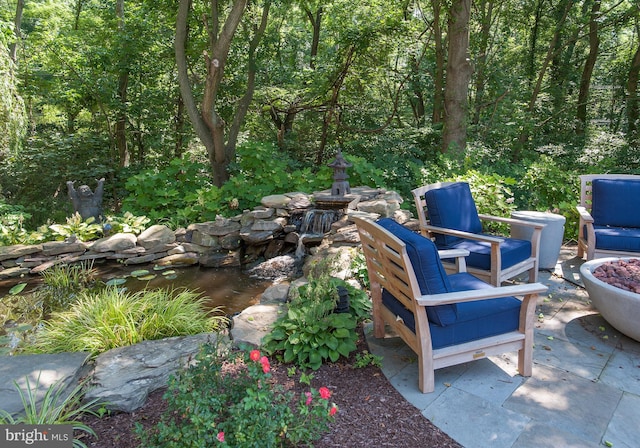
[422,224,504,244]
[478,214,546,230]
[416,282,548,306]
[437,248,469,273]
[576,206,594,223]
[437,248,469,259]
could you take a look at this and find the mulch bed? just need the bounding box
[78,327,462,447]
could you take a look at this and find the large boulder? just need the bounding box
[85,333,224,412]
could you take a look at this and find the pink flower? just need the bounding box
[305,391,312,406]
[329,405,338,416]
[249,350,261,361]
[260,356,270,373]
[217,431,225,442]
[319,387,331,400]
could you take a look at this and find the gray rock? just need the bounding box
[41,241,87,256]
[86,333,222,412]
[231,304,285,348]
[356,199,400,217]
[199,251,241,268]
[0,352,90,417]
[261,194,291,208]
[90,233,137,253]
[155,252,200,266]
[259,283,290,304]
[189,218,241,236]
[190,230,221,248]
[136,225,176,249]
[0,244,43,262]
[0,266,31,279]
[250,208,275,219]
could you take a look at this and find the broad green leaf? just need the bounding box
[9,283,28,295]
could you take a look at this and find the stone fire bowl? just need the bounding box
[580,257,640,342]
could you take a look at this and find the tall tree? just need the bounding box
[441,0,472,154]
[627,39,640,145]
[175,0,269,186]
[115,0,130,167]
[576,0,601,134]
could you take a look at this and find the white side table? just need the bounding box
[511,211,566,270]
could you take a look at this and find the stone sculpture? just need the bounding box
[67,178,105,222]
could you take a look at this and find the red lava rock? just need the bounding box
[593,258,640,293]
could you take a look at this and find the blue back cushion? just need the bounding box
[424,182,483,247]
[376,218,457,326]
[592,179,640,228]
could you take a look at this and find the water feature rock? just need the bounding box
[230,304,285,348]
[190,231,221,248]
[199,251,241,268]
[156,252,200,266]
[42,241,87,256]
[137,225,176,249]
[261,194,291,208]
[90,233,137,252]
[0,352,90,417]
[85,333,223,412]
[0,266,31,279]
[250,208,275,219]
[357,198,400,216]
[0,244,42,261]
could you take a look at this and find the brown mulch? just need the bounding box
[78,328,462,448]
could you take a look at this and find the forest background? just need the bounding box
[1,0,639,245]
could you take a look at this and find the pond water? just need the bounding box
[0,263,271,316]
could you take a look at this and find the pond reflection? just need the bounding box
[0,263,271,316]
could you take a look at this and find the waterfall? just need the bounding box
[300,209,340,234]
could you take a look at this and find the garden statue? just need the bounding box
[67,178,105,222]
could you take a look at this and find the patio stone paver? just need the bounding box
[504,363,622,442]
[424,387,530,448]
[601,392,640,448]
[367,246,640,447]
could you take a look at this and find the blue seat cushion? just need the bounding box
[376,218,456,326]
[446,237,532,271]
[381,273,521,349]
[591,225,640,252]
[592,179,640,228]
[424,182,483,247]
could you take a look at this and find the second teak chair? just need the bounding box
[412,182,543,286]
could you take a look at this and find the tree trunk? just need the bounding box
[627,42,640,145]
[472,0,494,125]
[576,0,601,135]
[431,0,445,124]
[115,0,130,167]
[175,0,248,187]
[9,0,24,63]
[441,0,472,155]
[304,6,322,69]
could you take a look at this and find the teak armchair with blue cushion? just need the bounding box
[353,217,547,393]
[577,174,640,260]
[412,182,544,286]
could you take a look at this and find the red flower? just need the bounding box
[217,431,225,442]
[260,356,270,373]
[329,405,338,416]
[249,350,261,362]
[319,387,331,400]
[305,391,312,406]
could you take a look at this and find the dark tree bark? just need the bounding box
[303,5,323,69]
[431,0,445,125]
[441,0,472,155]
[627,41,640,145]
[576,0,601,134]
[472,0,495,125]
[9,0,24,63]
[175,0,248,186]
[115,0,130,168]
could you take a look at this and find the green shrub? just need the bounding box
[138,345,337,447]
[262,272,370,370]
[30,287,227,356]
